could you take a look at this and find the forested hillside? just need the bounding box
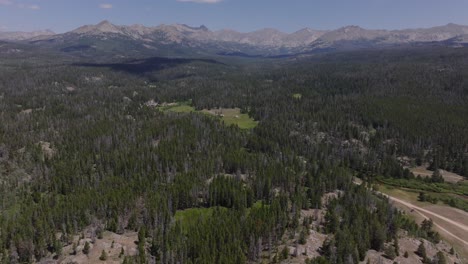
[0,46,467,263]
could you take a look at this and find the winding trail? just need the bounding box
[381,193,468,246]
[353,178,468,248]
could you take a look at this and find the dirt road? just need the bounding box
[382,193,468,246]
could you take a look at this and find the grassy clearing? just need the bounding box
[175,201,266,230]
[378,183,468,212]
[167,104,195,113]
[157,103,258,129]
[292,93,302,99]
[409,165,465,184]
[175,207,215,222]
[250,200,270,210]
[175,207,216,232]
[378,177,468,196]
[202,108,258,129]
[157,101,195,113]
[378,185,421,204]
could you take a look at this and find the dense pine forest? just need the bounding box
[0,46,467,263]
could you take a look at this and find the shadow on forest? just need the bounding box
[73,57,223,74]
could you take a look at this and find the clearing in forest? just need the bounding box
[202,108,258,129]
[157,101,195,113]
[292,93,302,99]
[175,207,218,232]
[409,165,465,184]
[175,202,267,233]
[55,230,138,264]
[156,102,258,129]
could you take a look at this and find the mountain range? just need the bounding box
[0,29,55,41]
[2,21,468,57]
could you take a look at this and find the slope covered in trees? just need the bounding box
[0,46,467,263]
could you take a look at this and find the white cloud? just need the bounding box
[99,3,113,9]
[177,0,222,3]
[0,0,39,9]
[0,0,13,6]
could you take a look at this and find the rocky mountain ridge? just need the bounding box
[0,29,55,41]
[3,21,468,56]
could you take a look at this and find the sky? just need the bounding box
[1,0,468,33]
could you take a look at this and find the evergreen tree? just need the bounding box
[384,246,396,260]
[418,192,427,202]
[416,241,427,262]
[434,251,447,264]
[53,239,62,257]
[431,170,444,183]
[138,228,146,264]
[393,236,399,256]
[99,250,107,261]
[280,247,289,261]
[83,242,90,255]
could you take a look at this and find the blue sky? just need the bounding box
[1,0,468,33]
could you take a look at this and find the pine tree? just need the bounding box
[416,241,427,261]
[393,236,399,256]
[71,243,77,255]
[421,219,433,232]
[138,228,146,263]
[434,251,447,264]
[280,246,289,260]
[97,229,103,239]
[431,170,444,183]
[384,245,396,260]
[54,239,62,256]
[83,241,90,255]
[418,192,426,202]
[462,158,468,178]
[99,250,107,261]
[299,228,308,245]
[123,256,132,264]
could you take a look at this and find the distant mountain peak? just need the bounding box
[293,27,327,34]
[97,20,112,26]
[71,20,122,35]
[93,20,120,32]
[294,28,315,33]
